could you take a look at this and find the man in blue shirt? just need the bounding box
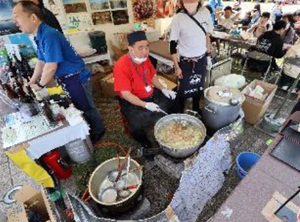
[13,1,105,144]
[208,0,224,25]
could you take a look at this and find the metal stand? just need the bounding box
[258,58,300,135]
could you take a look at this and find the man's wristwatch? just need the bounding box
[37,82,45,88]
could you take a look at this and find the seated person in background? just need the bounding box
[247,20,287,72]
[206,5,220,55]
[232,2,241,12]
[293,10,300,25]
[293,10,300,33]
[216,6,240,31]
[280,39,300,93]
[113,31,176,149]
[247,12,272,38]
[241,11,252,27]
[282,13,299,45]
[249,4,261,27]
[208,0,224,25]
[271,0,283,23]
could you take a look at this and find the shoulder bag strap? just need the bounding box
[181,5,207,35]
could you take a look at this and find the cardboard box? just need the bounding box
[100,73,116,98]
[157,75,177,90]
[8,185,56,222]
[242,80,278,125]
[100,74,178,99]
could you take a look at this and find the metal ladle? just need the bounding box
[107,170,119,183]
[158,108,168,116]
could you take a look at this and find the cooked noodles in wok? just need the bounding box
[157,120,204,149]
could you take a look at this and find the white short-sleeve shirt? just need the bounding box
[218,15,237,30]
[170,7,213,58]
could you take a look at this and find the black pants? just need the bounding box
[174,55,206,114]
[119,89,172,147]
[291,100,300,115]
[279,73,300,89]
[173,94,201,114]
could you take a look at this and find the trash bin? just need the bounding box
[65,137,94,164]
[88,31,107,54]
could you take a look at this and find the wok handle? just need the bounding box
[205,105,217,114]
[185,109,201,119]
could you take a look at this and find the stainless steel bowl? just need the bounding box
[154,114,206,158]
[88,157,143,214]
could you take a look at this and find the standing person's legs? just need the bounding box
[60,75,105,143]
[81,80,105,137]
[191,55,206,114]
[192,94,201,113]
[172,96,185,113]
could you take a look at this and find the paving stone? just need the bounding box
[0,152,8,165]
[0,207,7,222]
[11,172,39,190]
[0,163,12,198]
[8,159,21,176]
[0,200,23,222]
[0,200,18,213]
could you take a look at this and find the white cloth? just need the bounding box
[162,89,177,100]
[170,135,231,222]
[145,102,161,112]
[170,7,213,57]
[206,56,212,70]
[27,120,90,159]
[218,15,237,30]
[283,40,300,79]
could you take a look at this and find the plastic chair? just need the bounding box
[241,50,275,82]
[206,57,232,87]
[227,40,251,57]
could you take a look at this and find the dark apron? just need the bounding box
[57,71,91,112]
[178,54,207,98]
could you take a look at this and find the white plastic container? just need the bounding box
[65,136,94,164]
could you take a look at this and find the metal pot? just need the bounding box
[203,86,245,131]
[154,114,206,158]
[88,157,143,215]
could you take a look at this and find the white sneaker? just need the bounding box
[291,88,298,94]
[281,85,289,91]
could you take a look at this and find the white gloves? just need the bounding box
[162,89,177,100]
[207,56,213,70]
[145,102,161,112]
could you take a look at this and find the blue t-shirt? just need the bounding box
[34,22,90,82]
[208,0,224,25]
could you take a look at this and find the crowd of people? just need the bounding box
[207,0,300,93]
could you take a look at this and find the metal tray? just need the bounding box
[271,136,300,171]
